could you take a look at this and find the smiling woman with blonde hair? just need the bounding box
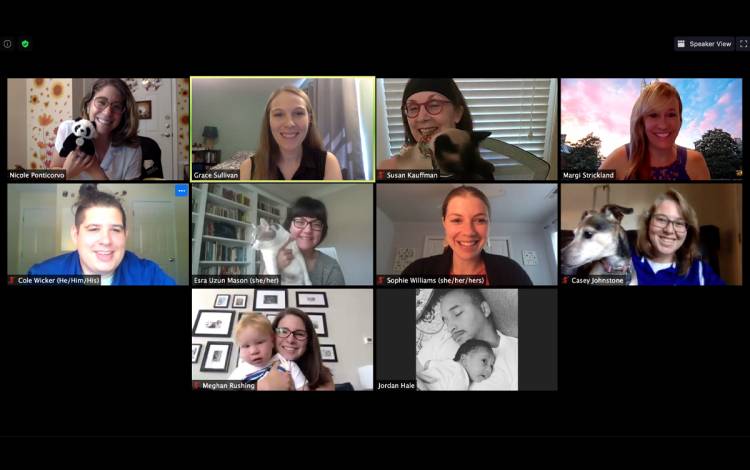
[240,86,342,180]
[599,81,710,180]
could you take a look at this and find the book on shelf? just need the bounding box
[201,240,247,262]
[199,265,243,275]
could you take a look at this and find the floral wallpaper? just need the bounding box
[177,78,190,167]
[25,78,189,175]
[27,78,72,169]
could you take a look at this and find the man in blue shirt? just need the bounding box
[28,185,175,286]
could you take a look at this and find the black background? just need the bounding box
[1,29,748,436]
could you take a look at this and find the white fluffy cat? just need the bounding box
[251,218,311,285]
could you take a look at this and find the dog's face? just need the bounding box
[433,129,492,177]
[561,204,633,269]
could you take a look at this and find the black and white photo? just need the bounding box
[320,344,338,362]
[192,344,202,363]
[201,342,233,372]
[254,289,287,310]
[193,310,235,337]
[232,294,248,309]
[416,289,518,391]
[296,291,328,307]
[307,312,328,337]
[214,294,231,309]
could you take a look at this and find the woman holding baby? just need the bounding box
[258,308,335,391]
[378,78,474,172]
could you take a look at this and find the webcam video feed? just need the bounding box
[191,183,373,287]
[7,183,189,286]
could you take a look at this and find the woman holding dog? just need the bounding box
[51,79,143,181]
[633,189,724,285]
[256,308,335,391]
[401,185,532,286]
[599,81,710,180]
[377,78,474,172]
[276,197,345,285]
[239,86,342,180]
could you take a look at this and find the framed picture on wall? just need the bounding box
[296,291,328,307]
[193,310,235,337]
[320,344,338,362]
[136,100,152,119]
[192,344,202,363]
[214,294,231,308]
[254,289,287,310]
[265,312,278,325]
[201,342,233,372]
[232,295,248,309]
[307,312,328,337]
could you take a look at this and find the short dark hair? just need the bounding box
[73,184,127,229]
[432,288,486,310]
[453,338,494,361]
[283,196,328,243]
[400,78,474,146]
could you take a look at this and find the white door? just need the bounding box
[129,201,178,280]
[130,80,176,179]
[19,207,57,273]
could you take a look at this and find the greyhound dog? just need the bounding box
[561,204,638,285]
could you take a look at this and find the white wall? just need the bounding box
[317,186,373,285]
[377,220,555,285]
[375,207,394,274]
[191,288,373,389]
[191,81,269,161]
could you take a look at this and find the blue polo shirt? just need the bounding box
[631,254,725,286]
[28,250,176,286]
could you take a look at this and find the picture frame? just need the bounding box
[232,294,248,309]
[265,312,278,325]
[319,344,338,362]
[192,310,235,337]
[296,291,328,308]
[192,344,202,363]
[214,294,231,309]
[201,342,233,372]
[307,312,328,337]
[254,289,287,310]
[136,100,152,119]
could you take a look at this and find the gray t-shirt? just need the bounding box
[309,251,345,285]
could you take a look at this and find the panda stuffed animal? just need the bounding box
[59,118,97,157]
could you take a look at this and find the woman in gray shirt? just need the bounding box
[277,197,345,285]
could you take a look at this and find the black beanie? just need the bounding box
[402,78,460,105]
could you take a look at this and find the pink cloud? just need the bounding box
[717,93,731,105]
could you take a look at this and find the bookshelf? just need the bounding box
[191,184,287,275]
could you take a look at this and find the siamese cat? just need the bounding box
[251,218,311,285]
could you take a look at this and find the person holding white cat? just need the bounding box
[276,197,345,285]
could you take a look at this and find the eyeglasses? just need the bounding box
[292,218,324,231]
[275,327,308,340]
[402,99,452,118]
[92,97,126,114]
[651,214,688,233]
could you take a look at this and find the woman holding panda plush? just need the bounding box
[51,79,142,180]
